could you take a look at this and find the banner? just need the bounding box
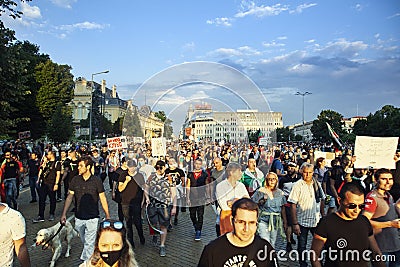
[354,136,398,169]
[314,151,336,167]
[326,122,343,148]
[18,131,31,139]
[151,137,166,157]
[258,137,269,146]
[107,136,128,150]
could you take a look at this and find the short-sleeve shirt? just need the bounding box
[147,173,172,205]
[315,213,373,267]
[216,180,249,211]
[198,234,279,267]
[119,172,145,205]
[42,160,61,185]
[165,167,185,186]
[69,175,105,220]
[0,204,26,267]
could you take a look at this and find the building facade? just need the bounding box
[182,104,283,143]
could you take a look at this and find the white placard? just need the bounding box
[151,137,167,157]
[258,137,269,146]
[354,136,398,169]
[314,151,336,167]
[107,136,128,150]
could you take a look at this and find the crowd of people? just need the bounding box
[0,138,399,266]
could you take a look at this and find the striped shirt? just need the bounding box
[287,179,322,228]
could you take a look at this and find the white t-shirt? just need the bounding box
[0,203,26,267]
[216,180,249,211]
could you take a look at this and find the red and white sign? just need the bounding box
[107,136,128,150]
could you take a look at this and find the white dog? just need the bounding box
[34,220,78,267]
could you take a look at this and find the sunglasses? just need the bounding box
[345,203,365,210]
[155,165,164,170]
[100,220,123,230]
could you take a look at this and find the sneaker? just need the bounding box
[160,246,166,257]
[152,235,158,246]
[173,217,178,226]
[33,216,45,223]
[19,185,23,191]
[49,214,55,221]
[195,230,201,241]
[167,224,173,232]
[30,199,37,203]
[56,198,62,202]
[140,237,145,245]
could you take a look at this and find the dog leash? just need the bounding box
[42,224,64,250]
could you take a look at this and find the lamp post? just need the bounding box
[295,91,312,141]
[90,70,109,143]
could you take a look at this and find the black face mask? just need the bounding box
[100,249,122,266]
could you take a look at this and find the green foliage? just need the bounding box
[294,134,303,141]
[47,106,73,143]
[353,105,400,137]
[0,0,31,19]
[154,110,167,122]
[275,127,295,142]
[247,129,261,143]
[311,110,345,142]
[35,60,74,122]
[123,108,143,137]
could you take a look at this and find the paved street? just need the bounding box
[15,179,301,267]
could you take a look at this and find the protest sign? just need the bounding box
[107,136,128,150]
[354,136,398,169]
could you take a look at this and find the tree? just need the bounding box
[353,105,400,137]
[275,127,294,142]
[35,60,74,122]
[123,108,143,137]
[47,106,73,143]
[311,110,345,143]
[154,110,173,138]
[0,0,31,19]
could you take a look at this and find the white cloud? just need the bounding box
[206,17,233,27]
[261,87,297,103]
[57,21,109,32]
[235,3,289,18]
[289,3,317,14]
[262,41,285,48]
[277,36,287,40]
[355,4,363,11]
[388,13,400,19]
[182,42,195,51]
[209,46,261,57]
[21,2,41,19]
[314,38,368,58]
[305,39,315,43]
[50,0,77,9]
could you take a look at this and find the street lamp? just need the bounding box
[90,70,109,143]
[295,91,312,141]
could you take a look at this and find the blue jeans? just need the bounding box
[258,220,279,248]
[383,250,400,267]
[298,224,316,267]
[4,178,17,209]
[29,175,39,201]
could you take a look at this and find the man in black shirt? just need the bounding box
[27,152,40,203]
[165,158,185,226]
[311,182,385,267]
[0,150,20,209]
[198,198,279,267]
[33,150,61,222]
[118,160,146,248]
[60,156,110,261]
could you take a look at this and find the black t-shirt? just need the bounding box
[28,158,40,177]
[165,167,185,186]
[64,158,79,181]
[69,174,105,220]
[315,213,373,267]
[42,160,61,185]
[198,234,279,267]
[118,171,145,205]
[3,160,19,179]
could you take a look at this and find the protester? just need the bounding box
[0,201,31,267]
[79,220,138,267]
[363,169,400,266]
[252,172,287,248]
[216,162,249,235]
[311,182,385,267]
[60,156,110,262]
[198,198,279,267]
[241,157,265,196]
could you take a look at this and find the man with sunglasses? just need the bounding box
[198,198,278,267]
[0,150,20,209]
[311,182,385,267]
[144,160,176,257]
[363,169,400,266]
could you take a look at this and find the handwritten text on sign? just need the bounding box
[107,136,128,150]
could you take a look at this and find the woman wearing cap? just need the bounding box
[80,219,139,267]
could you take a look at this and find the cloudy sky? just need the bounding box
[4,0,400,133]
